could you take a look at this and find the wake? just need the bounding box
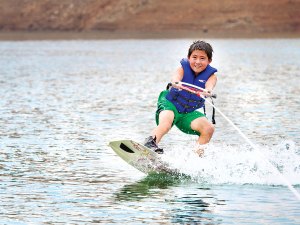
[161,140,300,186]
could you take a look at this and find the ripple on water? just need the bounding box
[0,39,299,224]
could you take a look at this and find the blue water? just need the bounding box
[0,39,299,224]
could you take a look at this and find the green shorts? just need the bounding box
[155,90,205,136]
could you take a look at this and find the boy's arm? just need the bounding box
[170,67,184,89]
[205,74,217,92]
[171,67,184,83]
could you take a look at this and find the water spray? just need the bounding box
[171,82,300,200]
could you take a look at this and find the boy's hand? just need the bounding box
[172,82,183,90]
[202,89,213,97]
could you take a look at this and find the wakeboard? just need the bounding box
[108,139,181,175]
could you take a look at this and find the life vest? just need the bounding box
[166,58,217,113]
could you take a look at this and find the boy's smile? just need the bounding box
[188,50,211,75]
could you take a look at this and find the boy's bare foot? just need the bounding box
[194,143,208,157]
[194,148,204,157]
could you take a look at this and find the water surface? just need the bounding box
[0,39,299,224]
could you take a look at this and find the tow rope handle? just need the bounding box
[167,82,217,99]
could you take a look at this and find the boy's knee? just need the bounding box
[202,124,215,136]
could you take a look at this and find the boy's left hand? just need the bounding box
[202,89,213,97]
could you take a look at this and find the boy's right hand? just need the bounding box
[172,81,183,90]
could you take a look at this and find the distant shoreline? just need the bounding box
[0,30,299,40]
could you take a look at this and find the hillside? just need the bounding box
[0,0,299,38]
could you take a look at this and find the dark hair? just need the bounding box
[188,40,213,60]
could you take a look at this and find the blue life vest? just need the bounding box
[166,58,217,113]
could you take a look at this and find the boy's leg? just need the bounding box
[144,110,174,153]
[175,111,214,157]
[190,117,215,144]
[151,110,174,143]
[191,117,215,157]
[145,90,177,152]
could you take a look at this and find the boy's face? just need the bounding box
[188,50,211,74]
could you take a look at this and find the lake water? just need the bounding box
[0,39,299,224]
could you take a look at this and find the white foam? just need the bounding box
[161,140,300,186]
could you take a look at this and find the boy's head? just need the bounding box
[188,40,213,61]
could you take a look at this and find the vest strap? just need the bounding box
[203,97,216,124]
[210,97,216,124]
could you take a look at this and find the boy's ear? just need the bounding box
[209,59,212,63]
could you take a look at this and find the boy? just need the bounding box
[144,40,217,156]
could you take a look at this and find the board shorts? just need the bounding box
[155,90,205,136]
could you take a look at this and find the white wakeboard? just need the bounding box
[108,139,181,175]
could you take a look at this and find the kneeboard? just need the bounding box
[109,140,180,175]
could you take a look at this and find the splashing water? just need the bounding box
[175,82,300,200]
[161,140,300,187]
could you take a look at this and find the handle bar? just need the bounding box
[171,82,217,99]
